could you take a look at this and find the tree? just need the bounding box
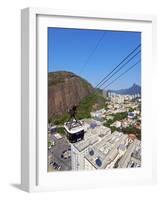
[111,126,117,133]
[129,107,134,112]
[57,127,65,135]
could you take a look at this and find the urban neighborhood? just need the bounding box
[48,91,141,171]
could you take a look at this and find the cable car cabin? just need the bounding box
[64,121,84,143]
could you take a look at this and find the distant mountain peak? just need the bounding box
[109,84,141,95]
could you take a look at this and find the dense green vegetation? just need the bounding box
[129,107,135,112]
[57,127,65,135]
[103,112,128,127]
[48,141,52,147]
[111,112,128,121]
[77,92,106,120]
[110,126,117,133]
[103,113,141,139]
[103,118,114,127]
[48,91,106,125]
[49,113,69,125]
[122,126,141,140]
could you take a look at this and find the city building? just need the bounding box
[90,109,106,122]
[128,112,136,120]
[71,123,132,170]
[110,120,122,128]
[71,124,111,170]
[102,90,107,98]
[106,115,114,121]
[117,139,141,168]
[84,131,128,169]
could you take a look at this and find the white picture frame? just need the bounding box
[21,7,157,192]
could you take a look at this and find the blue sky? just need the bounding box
[48,28,141,90]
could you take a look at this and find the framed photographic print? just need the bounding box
[21,8,156,192]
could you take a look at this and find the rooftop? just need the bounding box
[117,139,141,168]
[85,132,128,169]
[72,124,111,152]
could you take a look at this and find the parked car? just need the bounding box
[53,162,61,170]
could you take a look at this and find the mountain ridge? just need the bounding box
[48,71,94,118]
[108,83,141,95]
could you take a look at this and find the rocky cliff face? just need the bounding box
[48,71,94,117]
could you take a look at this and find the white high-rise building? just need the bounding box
[102,90,107,98]
[84,132,128,170]
[71,119,141,170]
[71,125,111,170]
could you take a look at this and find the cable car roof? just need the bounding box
[64,122,84,134]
